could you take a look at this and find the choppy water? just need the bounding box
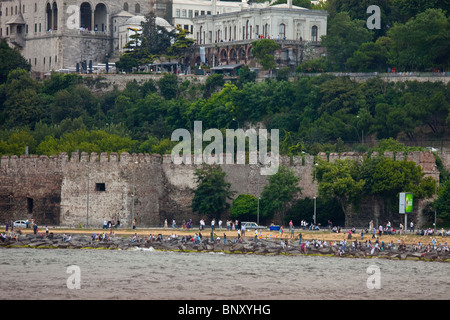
[0,248,448,300]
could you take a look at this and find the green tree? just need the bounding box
[237,65,257,87]
[434,179,450,224]
[115,54,139,73]
[327,0,397,38]
[316,159,365,218]
[0,40,31,84]
[204,73,224,99]
[229,194,258,221]
[166,26,195,61]
[346,36,391,72]
[260,166,301,224]
[387,9,450,71]
[191,164,235,221]
[0,68,43,128]
[251,39,281,72]
[116,12,177,69]
[394,0,450,23]
[321,12,373,70]
[370,158,434,200]
[157,73,179,100]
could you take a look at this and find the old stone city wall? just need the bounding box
[0,150,442,228]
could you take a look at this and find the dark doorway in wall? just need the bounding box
[27,197,34,215]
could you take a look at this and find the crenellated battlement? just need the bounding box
[0,149,440,172]
[0,150,442,228]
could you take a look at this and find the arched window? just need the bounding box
[123,2,128,11]
[220,49,227,61]
[135,4,140,14]
[46,3,52,31]
[94,3,107,31]
[52,2,58,30]
[279,23,285,39]
[80,2,92,30]
[229,49,236,60]
[246,20,249,39]
[311,25,318,42]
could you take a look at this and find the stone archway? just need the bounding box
[80,2,92,30]
[94,3,107,31]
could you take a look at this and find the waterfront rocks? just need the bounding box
[1,233,449,262]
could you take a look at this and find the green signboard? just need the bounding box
[399,192,413,214]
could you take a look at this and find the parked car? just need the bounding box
[241,222,266,230]
[425,147,438,152]
[13,220,28,228]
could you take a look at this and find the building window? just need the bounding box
[135,4,140,13]
[175,9,180,17]
[27,197,33,215]
[279,23,285,39]
[201,10,205,15]
[35,24,37,32]
[207,11,211,15]
[123,2,128,11]
[311,25,318,42]
[188,10,192,18]
[95,183,106,191]
[182,9,186,17]
[194,10,198,17]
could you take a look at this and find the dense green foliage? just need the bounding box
[259,166,302,223]
[299,1,450,72]
[0,71,448,158]
[0,40,31,85]
[315,156,436,224]
[229,194,258,221]
[191,164,235,220]
[115,13,194,72]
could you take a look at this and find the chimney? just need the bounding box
[287,0,292,8]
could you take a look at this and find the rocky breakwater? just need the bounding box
[1,233,449,262]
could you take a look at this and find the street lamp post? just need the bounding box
[85,164,90,228]
[130,161,138,228]
[313,196,316,225]
[257,197,260,225]
[313,163,318,226]
[435,168,439,229]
